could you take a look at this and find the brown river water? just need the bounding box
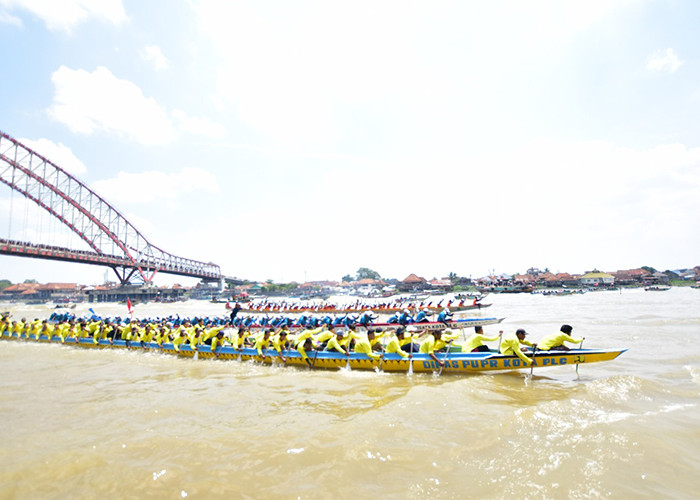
[1,288,699,499]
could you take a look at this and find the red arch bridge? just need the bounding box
[0,130,222,284]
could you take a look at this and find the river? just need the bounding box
[1,287,699,499]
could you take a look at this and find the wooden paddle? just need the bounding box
[529,346,537,377]
[437,341,452,376]
[576,339,584,377]
[407,334,414,376]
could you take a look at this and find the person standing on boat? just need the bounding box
[229,302,243,322]
[461,326,501,353]
[419,330,445,367]
[499,329,536,366]
[537,324,584,351]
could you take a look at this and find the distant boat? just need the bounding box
[644,285,671,291]
[477,284,533,294]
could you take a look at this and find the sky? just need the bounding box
[1,0,699,286]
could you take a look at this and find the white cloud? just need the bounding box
[0,9,21,26]
[140,45,169,71]
[47,65,177,145]
[0,0,127,33]
[646,48,683,73]
[17,137,87,175]
[171,109,227,139]
[90,167,219,205]
[193,0,635,151]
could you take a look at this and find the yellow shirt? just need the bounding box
[354,338,380,360]
[499,334,534,365]
[461,333,499,352]
[385,336,409,358]
[325,336,347,355]
[538,332,583,351]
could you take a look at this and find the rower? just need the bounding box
[211,330,229,353]
[437,308,453,324]
[385,329,410,358]
[396,326,420,353]
[419,329,445,367]
[353,330,380,360]
[537,324,584,351]
[325,329,348,355]
[461,326,500,352]
[271,329,289,362]
[499,329,536,366]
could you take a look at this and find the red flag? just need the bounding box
[127,298,133,314]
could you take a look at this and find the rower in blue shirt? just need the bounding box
[398,309,414,325]
[437,308,453,324]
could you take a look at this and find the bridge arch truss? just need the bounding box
[0,130,221,284]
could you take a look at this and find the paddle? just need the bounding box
[407,333,414,376]
[529,346,537,377]
[437,341,452,376]
[309,344,319,370]
[344,329,351,371]
[576,339,584,377]
[378,333,387,372]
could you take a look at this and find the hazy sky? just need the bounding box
[1,0,699,286]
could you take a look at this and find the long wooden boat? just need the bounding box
[236,302,491,315]
[237,317,505,331]
[1,332,627,375]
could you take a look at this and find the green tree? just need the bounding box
[356,267,381,280]
[341,274,353,283]
[0,279,12,291]
[642,266,657,274]
[23,279,37,284]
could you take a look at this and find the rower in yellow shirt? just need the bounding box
[13,319,25,338]
[294,326,324,365]
[231,328,249,351]
[203,325,225,344]
[171,329,189,351]
[271,329,290,362]
[188,327,205,348]
[210,330,229,354]
[254,329,273,360]
[461,326,501,353]
[499,329,536,366]
[312,325,336,348]
[325,329,348,355]
[353,330,381,360]
[38,320,54,341]
[396,326,420,354]
[419,330,445,367]
[384,330,410,358]
[537,324,584,351]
